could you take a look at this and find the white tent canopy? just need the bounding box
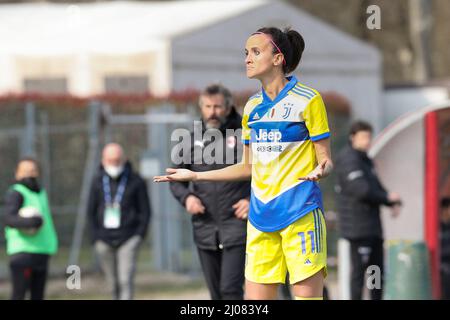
[0,0,382,130]
[0,0,264,55]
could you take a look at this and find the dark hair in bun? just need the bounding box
[255,26,305,74]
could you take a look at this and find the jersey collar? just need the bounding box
[248,76,298,124]
[261,75,298,105]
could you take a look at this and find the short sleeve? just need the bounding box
[241,112,251,145]
[303,94,330,142]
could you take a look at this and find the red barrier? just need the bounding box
[424,111,441,299]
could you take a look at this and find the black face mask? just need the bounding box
[19,177,40,192]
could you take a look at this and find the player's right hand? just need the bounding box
[388,192,402,205]
[153,168,197,183]
[185,195,205,215]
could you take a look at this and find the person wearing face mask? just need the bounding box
[87,143,151,300]
[2,157,58,300]
[335,121,402,300]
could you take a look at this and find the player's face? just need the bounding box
[351,130,372,152]
[15,161,39,180]
[245,34,279,79]
[199,94,230,129]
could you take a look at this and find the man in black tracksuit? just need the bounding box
[440,197,450,300]
[170,84,250,300]
[88,144,151,300]
[335,121,402,300]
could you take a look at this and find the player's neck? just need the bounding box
[260,73,288,101]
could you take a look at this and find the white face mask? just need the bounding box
[104,165,124,179]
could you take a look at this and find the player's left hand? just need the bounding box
[298,160,327,181]
[233,198,249,220]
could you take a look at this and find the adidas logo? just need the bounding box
[253,113,260,120]
[304,259,312,265]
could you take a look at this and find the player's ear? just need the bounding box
[273,53,284,67]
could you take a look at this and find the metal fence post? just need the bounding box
[68,101,102,267]
[21,102,36,157]
[148,107,165,271]
[39,112,51,194]
[148,105,184,273]
[163,107,181,273]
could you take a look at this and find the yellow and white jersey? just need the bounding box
[242,76,330,232]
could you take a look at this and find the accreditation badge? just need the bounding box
[104,203,121,229]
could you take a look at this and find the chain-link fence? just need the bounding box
[0,96,349,285]
[0,99,203,280]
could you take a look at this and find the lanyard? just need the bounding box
[102,171,128,205]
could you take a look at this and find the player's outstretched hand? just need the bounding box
[298,160,327,182]
[153,168,197,183]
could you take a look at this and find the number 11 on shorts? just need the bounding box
[298,231,316,255]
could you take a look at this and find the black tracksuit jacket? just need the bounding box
[170,107,251,250]
[87,162,151,248]
[335,145,395,240]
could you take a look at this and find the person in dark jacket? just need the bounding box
[170,84,250,300]
[440,197,450,300]
[3,157,58,300]
[88,143,151,300]
[335,121,402,300]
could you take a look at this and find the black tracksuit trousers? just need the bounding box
[349,237,384,300]
[197,244,246,300]
[9,253,49,300]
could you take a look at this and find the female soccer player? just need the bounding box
[154,27,333,300]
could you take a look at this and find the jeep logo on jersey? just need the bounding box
[254,129,282,142]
